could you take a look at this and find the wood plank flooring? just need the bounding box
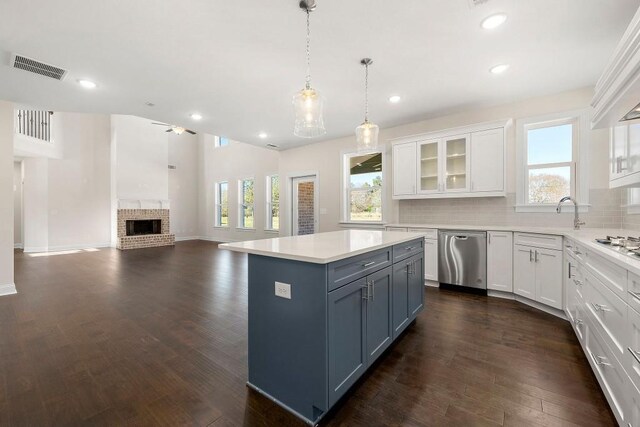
[0,241,616,426]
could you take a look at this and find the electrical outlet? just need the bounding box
[275,282,291,299]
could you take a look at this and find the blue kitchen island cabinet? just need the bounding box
[220,230,425,425]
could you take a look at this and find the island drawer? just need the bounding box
[392,238,424,263]
[328,248,392,291]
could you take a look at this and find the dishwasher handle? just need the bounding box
[454,235,469,240]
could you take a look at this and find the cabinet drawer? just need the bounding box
[586,318,628,424]
[574,301,587,346]
[386,227,408,232]
[628,272,640,314]
[565,239,587,263]
[514,233,563,251]
[585,270,628,361]
[626,307,640,393]
[585,251,627,299]
[328,248,392,292]
[407,228,438,240]
[392,238,424,263]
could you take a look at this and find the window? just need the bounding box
[215,136,229,147]
[238,178,255,228]
[266,175,279,230]
[215,181,229,227]
[516,110,588,212]
[343,151,383,222]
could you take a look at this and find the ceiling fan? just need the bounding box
[151,122,197,135]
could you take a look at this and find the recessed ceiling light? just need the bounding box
[190,113,202,120]
[481,13,507,30]
[78,79,97,89]
[389,95,401,103]
[258,132,268,139]
[490,64,510,74]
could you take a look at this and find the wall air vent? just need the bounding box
[10,53,67,80]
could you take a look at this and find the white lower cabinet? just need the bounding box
[513,242,563,309]
[423,239,438,281]
[627,307,640,392]
[629,380,640,427]
[487,231,513,292]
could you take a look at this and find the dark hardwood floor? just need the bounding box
[0,241,616,426]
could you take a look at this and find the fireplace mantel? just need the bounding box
[118,199,170,210]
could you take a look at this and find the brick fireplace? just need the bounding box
[117,207,175,250]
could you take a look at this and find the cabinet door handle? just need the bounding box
[629,347,640,365]
[534,250,539,262]
[405,246,415,251]
[591,303,610,313]
[593,355,611,367]
[362,261,376,267]
[568,261,572,278]
[629,290,640,302]
[488,233,491,245]
[529,250,533,262]
[361,283,369,300]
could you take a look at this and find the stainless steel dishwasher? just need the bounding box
[438,230,487,289]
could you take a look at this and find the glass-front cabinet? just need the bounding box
[417,134,470,194]
[444,134,469,192]
[418,140,439,193]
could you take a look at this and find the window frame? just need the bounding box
[265,174,280,231]
[237,177,255,230]
[214,181,229,228]
[515,109,590,213]
[340,149,386,224]
[214,136,230,148]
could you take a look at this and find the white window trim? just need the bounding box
[214,181,229,228]
[214,136,230,148]
[237,177,255,230]
[515,109,590,213]
[265,174,280,231]
[340,149,386,224]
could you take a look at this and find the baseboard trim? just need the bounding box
[425,280,440,288]
[24,242,111,253]
[175,236,201,242]
[0,283,17,296]
[14,243,24,249]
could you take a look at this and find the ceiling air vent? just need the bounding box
[10,53,67,80]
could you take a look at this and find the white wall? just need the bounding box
[0,101,15,295]
[169,132,199,239]
[278,87,611,234]
[22,157,49,252]
[112,115,169,201]
[13,162,22,247]
[198,135,280,242]
[47,113,111,249]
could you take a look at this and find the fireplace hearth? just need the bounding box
[117,208,175,250]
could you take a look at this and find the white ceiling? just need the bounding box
[0,0,638,150]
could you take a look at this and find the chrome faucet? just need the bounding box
[556,196,585,230]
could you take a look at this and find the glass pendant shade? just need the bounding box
[293,87,326,138]
[356,120,379,152]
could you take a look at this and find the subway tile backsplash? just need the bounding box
[399,189,633,230]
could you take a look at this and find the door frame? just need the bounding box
[287,172,319,236]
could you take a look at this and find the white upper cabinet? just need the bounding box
[392,142,417,196]
[471,128,505,193]
[392,120,508,199]
[417,140,440,194]
[610,122,640,188]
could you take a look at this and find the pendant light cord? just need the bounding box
[305,9,311,90]
[364,62,369,123]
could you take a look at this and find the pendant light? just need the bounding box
[356,58,379,152]
[293,0,326,138]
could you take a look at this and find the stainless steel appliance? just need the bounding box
[438,230,487,289]
[595,235,640,257]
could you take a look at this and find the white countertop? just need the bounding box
[387,223,640,277]
[219,230,426,264]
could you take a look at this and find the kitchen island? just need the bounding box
[220,230,426,425]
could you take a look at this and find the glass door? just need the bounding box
[292,175,317,235]
[418,140,440,193]
[444,134,469,192]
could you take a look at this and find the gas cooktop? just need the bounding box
[595,236,640,257]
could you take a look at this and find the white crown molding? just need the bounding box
[389,118,512,145]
